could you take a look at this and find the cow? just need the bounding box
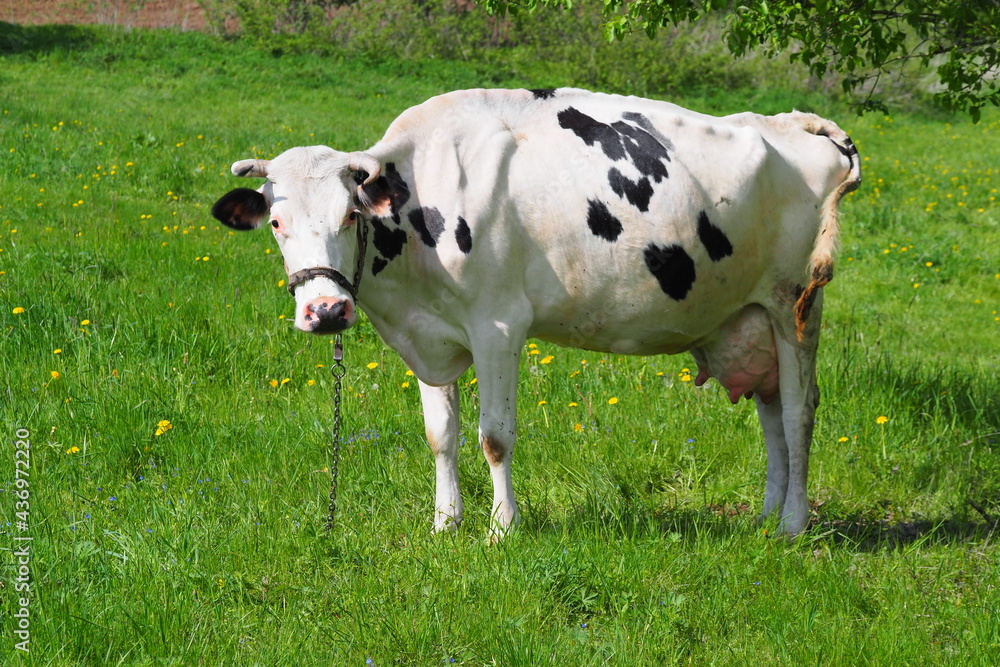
[211,88,860,536]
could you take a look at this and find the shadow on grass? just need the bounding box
[0,22,96,56]
[813,513,998,552]
[523,492,998,553]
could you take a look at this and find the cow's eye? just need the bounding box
[270,220,280,229]
[347,210,359,224]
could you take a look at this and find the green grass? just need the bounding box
[1,24,999,665]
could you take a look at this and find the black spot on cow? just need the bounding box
[360,162,410,222]
[372,257,389,277]
[622,112,676,153]
[530,88,557,99]
[696,211,733,262]
[455,216,472,254]
[558,108,672,211]
[557,107,627,161]
[611,119,670,183]
[408,206,446,248]
[586,199,623,242]
[371,217,407,268]
[643,242,696,301]
[608,167,653,212]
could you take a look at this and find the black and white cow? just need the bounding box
[212,88,860,535]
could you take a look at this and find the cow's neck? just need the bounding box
[355,229,472,385]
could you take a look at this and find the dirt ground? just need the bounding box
[1,0,208,30]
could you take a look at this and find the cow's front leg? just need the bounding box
[418,380,463,533]
[473,340,523,540]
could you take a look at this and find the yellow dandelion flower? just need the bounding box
[568,402,578,407]
[680,374,692,382]
[278,279,286,287]
[876,415,889,425]
[53,348,62,354]
[367,362,379,370]
[50,371,60,379]
[269,379,279,388]
[529,349,540,356]
[66,446,81,454]
[154,419,173,436]
[405,369,415,376]
[80,319,90,326]
[528,343,538,349]
[608,397,619,405]
[401,381,410,388]
[573,423,583,432]
[12,307,25,314]
[280,378,290,385]
[307,379,316,386]
[540,355,554,364]
[538,400,547,406]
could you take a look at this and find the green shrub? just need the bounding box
[196,0,822,102]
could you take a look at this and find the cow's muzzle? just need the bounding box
[300,296,355,334]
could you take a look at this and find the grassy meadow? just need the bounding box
[1,23,999,665]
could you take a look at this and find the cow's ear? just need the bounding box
[357,163,410,218]
[357,176,393,218]
[211,188,268,231]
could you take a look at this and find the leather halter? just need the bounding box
[286,217,369,300]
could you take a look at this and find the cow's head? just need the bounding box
[211,146,381,334]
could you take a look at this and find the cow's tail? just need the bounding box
[793,120,862,340]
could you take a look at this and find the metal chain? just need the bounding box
[326,334,346,532]
[326,220,365,531]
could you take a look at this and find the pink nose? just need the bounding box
[302,297,353,334]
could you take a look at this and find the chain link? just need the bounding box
[326,334,346,532]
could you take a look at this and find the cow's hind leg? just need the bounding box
[775,349,820,534]
[755,394,789,520]
[767,292,823,534]
[419,380,464,533]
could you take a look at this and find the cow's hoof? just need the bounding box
[431,516,461,535]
